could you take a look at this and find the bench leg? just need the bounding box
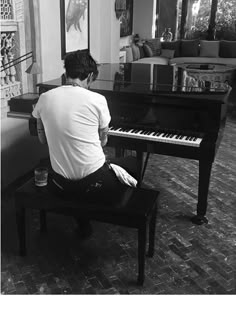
[137,224,147,286]
[40,210,47,233]
[148,202,157,257]
[16,206,26,256]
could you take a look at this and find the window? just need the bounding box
[175,0,236,40]
[215,0,236,40]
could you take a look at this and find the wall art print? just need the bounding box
[60,0,89,58]
[120,0,133,37]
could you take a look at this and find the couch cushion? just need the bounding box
[143,44,153,57]
[161,40,181,57]
[137,45,145,59]
[200,40,219,57]
[219,40,236,58]
[181,39,199,57]
[145,38,161,56]
[125,46,133,62]
[160,49,175,59]
[132,57,169,65]
[131,44,140,61]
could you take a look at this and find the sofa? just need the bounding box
[123,38,236,108]
[123,39,236,67]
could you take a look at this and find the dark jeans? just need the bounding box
[48,156,137,230]
[48,156,137,202]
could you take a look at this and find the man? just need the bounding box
[33,49,136,237]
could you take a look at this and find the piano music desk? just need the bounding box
[15,177,159,285]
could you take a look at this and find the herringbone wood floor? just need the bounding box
[1,114,236,295]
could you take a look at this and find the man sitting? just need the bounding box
[32,49,137,238]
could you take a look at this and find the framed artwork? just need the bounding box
[60,0,89,59]
[120,0,133,37]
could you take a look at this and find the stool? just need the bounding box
[15,178,159,285]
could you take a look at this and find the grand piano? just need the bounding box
[25,63,231,224]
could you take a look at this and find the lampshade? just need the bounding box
[0,51,41,75]
[25,60,41,74]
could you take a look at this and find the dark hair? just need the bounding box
[64,49,98,81]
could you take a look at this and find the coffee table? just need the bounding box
[176,63,236,91]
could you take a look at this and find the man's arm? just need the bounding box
[99,126,109,147]
[36,118,47,145]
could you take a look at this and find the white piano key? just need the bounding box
[108,127,202,147]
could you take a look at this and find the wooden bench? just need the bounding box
[15,177,159,285]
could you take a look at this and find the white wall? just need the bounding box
[38,0,64,81]
[38,0,120,79]
[133,0,156,39]
[120,35,133,49]
[90,0,120,63]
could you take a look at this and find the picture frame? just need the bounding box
[120,0,133,37]
[60,0,90,59]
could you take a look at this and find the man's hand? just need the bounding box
[99,126,109,147]
[37,118,47,145]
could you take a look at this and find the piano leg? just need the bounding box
[191,159,213,225]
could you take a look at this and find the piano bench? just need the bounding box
[15,177,159,285]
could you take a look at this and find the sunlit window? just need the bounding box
[174,0,236,40]
[185,0,212,39]
[215,0,236,40]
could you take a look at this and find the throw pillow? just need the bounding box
[145,38,161,56]
[131,44,140,61]
[219,40,236,58]
[125,46,133,62]
[200,40,220,57]
[181,39,199,57]
[138,45,145,59]
[161,40,181,57]
[143,44,153,57]
[160,49,175,59]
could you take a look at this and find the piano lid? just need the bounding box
[89,63,231,96]
[36,63,231,101]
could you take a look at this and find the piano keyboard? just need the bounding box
[108,126,203,148]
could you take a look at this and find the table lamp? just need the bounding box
[0,51,41,74]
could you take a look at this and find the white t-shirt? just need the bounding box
[33,85,111,180]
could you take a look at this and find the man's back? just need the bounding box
[33,85,110,180]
